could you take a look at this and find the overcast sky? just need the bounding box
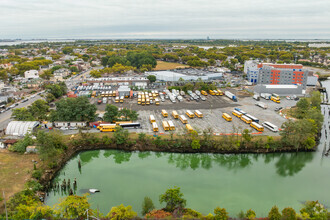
[0,0,329,39]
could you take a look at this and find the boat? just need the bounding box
[89,189,100,193]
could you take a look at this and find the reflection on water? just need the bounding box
[75,150,316,177]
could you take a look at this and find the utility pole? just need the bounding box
[3,190,8,220]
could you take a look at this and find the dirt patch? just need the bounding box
[0,149,39,210]
[153,61,188,71]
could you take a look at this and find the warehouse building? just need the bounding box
[118,86,131,97]
[146,70,223,82]
[5,121,39,137]
[254,84,304,95]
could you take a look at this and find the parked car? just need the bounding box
[60,127,69,130]
[275,107,283,111]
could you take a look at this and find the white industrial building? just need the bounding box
[5,121,39,137]
[146,70,223,81]
[24,70,39,79]
[244,60,259,83]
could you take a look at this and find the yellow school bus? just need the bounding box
[161,110,168,118]
[172,111,179,119]
[168,120,175,130]
[213,90,220,96]
[120,96,124,103]
[186,124,194,133]
[250,122,264,132]
[162,121,170,131]
[201,90,208,96]
[115,97,120,103]
[155,98,160,105]
[179,115,188,124]
[217,89,223,95]
[271,96,281,103]
[194,110,203,118]
[232,110,243,118]
[241,115,252,124]
[222,113,232,122]
[186,110,195,118]
[152,122,158,132]
[141,98,145,105]
[149,115,156,123]
[100,124,117,132]
[209,90,216,95]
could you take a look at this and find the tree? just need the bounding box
[119,108,138,121]
[106,204,137,220]
[28,99,49,121]
[12,108,35,121]
[282,207,297,220]
[36,130,66,163]
[310,91,321,109]
[55,195,93,219]
[9,133,34,153]
[245,209,256,219]
[90,69,102,78]
[141,196,155,216]
[113,126,129,145]
[62,47,73,54]
[0,69,8,81]
[104,104,119,122]
[295,98,310,118]
[159,186,186,212]
[214,206,229,220]
[127,51,157,68]
[39,69,53,80]
[46,83,67,98]
[242,129,252,143]
[300,201,328,219]
[51,97,97,122]
[268,206,281,220]
[147,75,157,83]
[46,93,56,103]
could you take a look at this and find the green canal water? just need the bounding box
[45,149,330,217]
[46,80,330,217]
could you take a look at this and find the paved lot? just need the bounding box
[93,94,298,136]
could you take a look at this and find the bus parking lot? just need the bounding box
[93,93,298,136]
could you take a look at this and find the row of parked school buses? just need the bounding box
[137,91,160,106]
[149,109,204,133]
[231,108,278,132]
[207,89,224,96]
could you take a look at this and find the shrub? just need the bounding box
[159,186,186,212]
[268,206,281,220]
[245,209,256,219]
[282,207,297,220]
[32,169,42,180]
[145,209,172,219]
[141,196,155,216]
[214,206,229,220]
[9,133,34,153]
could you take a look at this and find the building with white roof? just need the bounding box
[5,121,39,137]
[24,70,39,79]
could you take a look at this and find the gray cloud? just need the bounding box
[0,0,329,39]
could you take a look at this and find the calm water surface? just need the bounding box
[46,80,330,217]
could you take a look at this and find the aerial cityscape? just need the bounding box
[0,0,330,219]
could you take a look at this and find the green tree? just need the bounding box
[306,107,324,130]
[310,91,321,109]
[46,93,56,103]
[106,204,137,220]
[0,69,8,81]
[36,130,66,163]
[39,69,53,80]
[295,98,310,118]
[46,82,67,98]
[113,126,129,145]
[214,206,229,220]
[300,201,328,219]
[242,129,252,143]
[28,99,49,121]
[127,51,157,68]
[141,196,155,216]
[62,47,73,54]
[282,207,297,220]
[51,97,97,122]
[11,108,35,121]
[104,104,119,122]
[55,195,93,219]
[245,209,256,219]
[119,108,138,121]
[147,75,157,83]
[90,69,102,78]
[159,186,186,212]
[9,133,34,153]
[268,206,281,220]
